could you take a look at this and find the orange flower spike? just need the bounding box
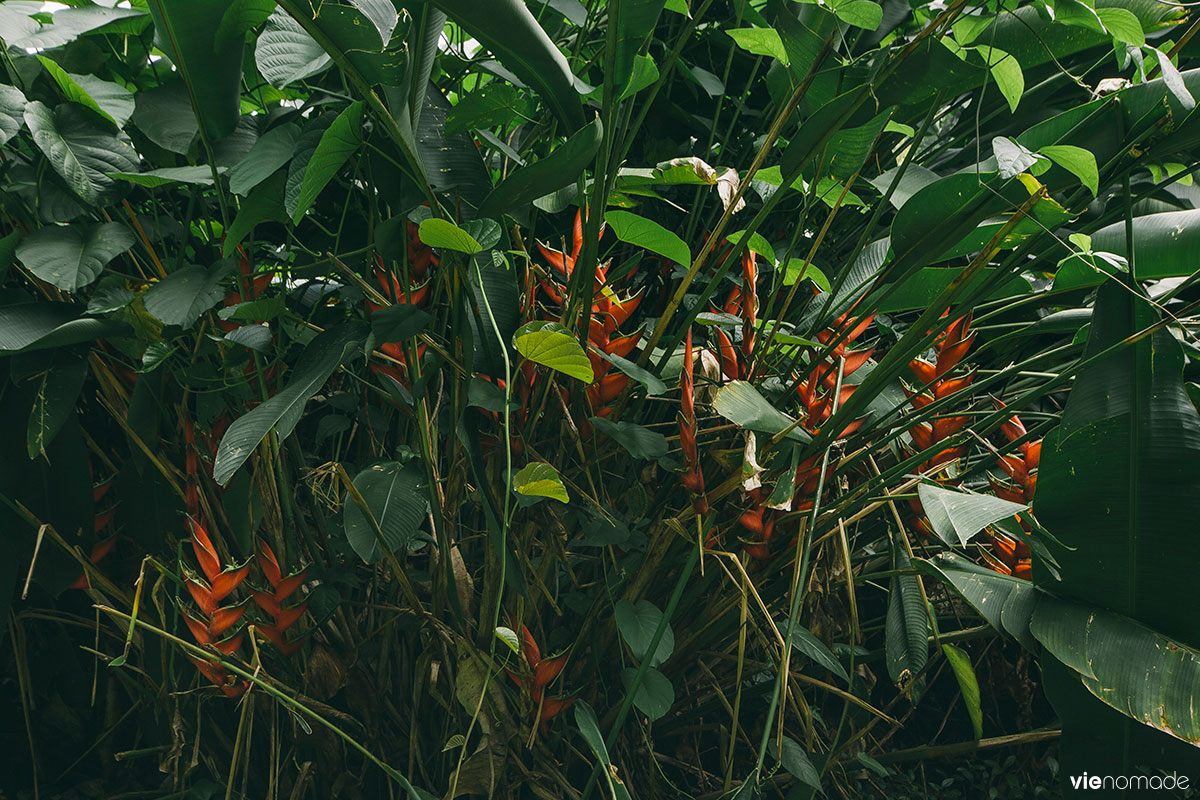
[188,517,222,584]
[534,655,567,689]
[536,242,569,276]
[182,613,214,647]
[186,578,218,617]
[715,327,740,380]
[607,290,643,330]
[1025,440,1041,470]
[208,604,248,638]
[209,564,249,603]
[519,624,541,668]
[271,601,309,633]
[1013,561,1032,580]
[213,632,245,656]
[934,374,974,400]
[607,331,642,360]
[258,539,283,588]
[539,695,576,722]
[273,571,308,604]
[93,509,116,533]
[93,479,114,504]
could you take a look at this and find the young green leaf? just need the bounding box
[418,218,483,254]
[725,28,789,64]
[512,462,569,503]
[604,210,691,266]
[619,666,674,721]
[513,321,594,382]
[614,599,675,667]
[941,643,984,740]
[917,483,1029,548]
[975,46,1023,113]
[1039,144,1099,196]
[292,101,364,223]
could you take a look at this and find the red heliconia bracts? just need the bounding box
[183,517,249,698]
[71,472,118,589]
[506,624,574,728]
[679,328,708,514]
[532,210,644,431]
[367,220,437,388]
[982,405,1042,580]
[217,246,273,334]
[715,248,762,380]
[906,314,975,472]
[250,539,309,657]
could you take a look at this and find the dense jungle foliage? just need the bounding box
[4,0,1200,797]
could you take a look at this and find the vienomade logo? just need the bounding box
[1069,773,1190,792]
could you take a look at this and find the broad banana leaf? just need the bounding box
[1034,278,1200,773]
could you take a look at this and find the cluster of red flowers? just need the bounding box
[906,314,975,472]
[534,210,643,429]
[739,304,874,560]
[181,518,309,696]
[983,406,1042,580]
[678,328,708,515]
[70,474,118,590]
[715,249,759,380]
[368,221,435,388]
[506,624,573,728]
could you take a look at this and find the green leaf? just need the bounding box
[27,359,88,460]
[975,46,1023,113]
[224,169,289,257]
[712,381,810,443]
[445,83,522,136]
[142,264,227,328]
[604,211,691,267]
[130,83,198,154]
[432,0,585,131]
[145,0,246,140]
[417,218,482,254]
[829,0,882,30]
[619,666,674,721]
[343,460,427,563]
[213,324,365,485]
[16,222,134,292]
[1034,280,1200,756]
[917,483,1028,548]
[35,57,134,127]
[574,702,633,800]
[478,118,602,218]
[1096,6,1144,45]
[941,644,983,740]
[915,553,1036,649]
[255,9,331,87]
[590,417,669,460]
[0,304,127,354]
[1039,144,1099,196]
[726,28,789,64]
[293,101,364,223]
[1149,47,1195,112]
[992,136,1038,179]
[218,295,286,322]
[224,324,272,352]
[215,0,276,51]
[1032,595,1200,746]
[0,84,26,145]
[371,305,432,343]
[617,54,660,102]
[109,166,224,188]
[788,625,850,684]
[725,230,774,265]
[783,259,829,291]
[494,626,521,655]
[614,599,674,667]
[886,548,928,700]
[24,101,138,207]
[597,350,666,395]
[513,321,594,383]
[512,462,569,503]
[228,123,301,196]
[770,736,824,795]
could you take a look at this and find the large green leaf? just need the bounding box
[35,57,135,128]
[0,304,128,354]
[431,0,585,132]
[213,324,365,485]
[915,553,1037,650]
[146,0,245,140]
[0,84,26,145]
[619,666,674,721]
[886,547,928,701]
[1034,279,1200,767]
[604,211,690,267]
[343,460,427,563]
[142,264,227,328]
[25,102,138,207]
[228,123,301,196]
[712,381,810,443]
[1033,595,1200,745]
[513,321,594,383]
[255,9,332,87]
[27,359,88,460]
[476,119,603,219]
[16,223,134,292]
[917,483,1028,548]
[941,644,983,740]
[614,598,675,668]
[129,83,199,155]
[292,101,364,223]
[1056,210,1200,290]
